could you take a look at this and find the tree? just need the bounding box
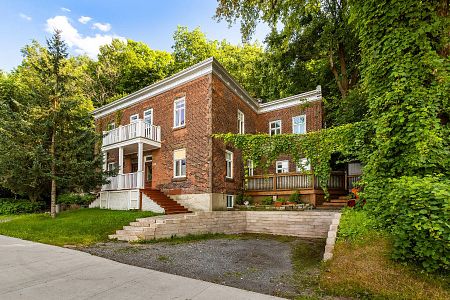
[215,0,364,125]
[83,39,174,107]
[0,32,104,214]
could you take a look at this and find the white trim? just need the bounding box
[130,114,139,123]
[226,194,234,208]
[173,97,186,129]
[247,159,254,176]
[144,108,153,125]
[296,158,311,173]
[225,150,233,179]
[173,148,186,178]
[92,57,322,119]
[269,120,282,136]
[276,160,289,173]
[237,109,245,134]
[292,114,306,134]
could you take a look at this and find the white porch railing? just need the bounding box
[103,171,143,190]
[102,120,161,147]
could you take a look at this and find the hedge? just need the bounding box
[0,198,46,215]
[57,193,96,206]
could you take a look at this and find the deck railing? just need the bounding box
[103,171,143,190]
[245,171,346,192]
[102,120,161,147]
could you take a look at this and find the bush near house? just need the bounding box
[57,193,96,206]
[0,198,46,215]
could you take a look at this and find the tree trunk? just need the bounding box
[50,128,57,218]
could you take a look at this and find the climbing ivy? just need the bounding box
[215,121,371,196]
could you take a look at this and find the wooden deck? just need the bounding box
[244,171,350,206]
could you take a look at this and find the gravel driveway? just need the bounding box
[81,235,325,298]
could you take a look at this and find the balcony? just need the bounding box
[102,120,161,149]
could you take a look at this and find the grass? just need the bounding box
[0,208,158,246]
[319,209,450,300]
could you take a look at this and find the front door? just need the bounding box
[145,155,152,188]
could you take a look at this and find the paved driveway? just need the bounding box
[0,235,282,300]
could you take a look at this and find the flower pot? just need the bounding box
[274,202,282,208]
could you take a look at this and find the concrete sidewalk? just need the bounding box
[0,235,283,300]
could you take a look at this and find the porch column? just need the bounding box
[118,146,124,189]
[137,142,143,188]
[102,151,107,172]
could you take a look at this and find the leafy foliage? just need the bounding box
[57,193,96,206]
[337,208,377,242]
[365,176,450,272]
[0,199,46,215]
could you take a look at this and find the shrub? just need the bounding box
[288,191,301,203]
[261,196,273,205]
[369,175,450,272]
[338,208,377,241]
[57,193,96,206]
[235,194,253,205]
[0,198,46,215]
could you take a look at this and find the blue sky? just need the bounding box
[0,0,268,72]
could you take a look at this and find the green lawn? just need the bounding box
[0,208,158,246]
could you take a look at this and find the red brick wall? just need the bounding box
[98,74,213,195]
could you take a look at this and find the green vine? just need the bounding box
[214,122,370,197]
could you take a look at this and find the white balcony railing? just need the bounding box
[102,120,161,147]
[103,171,143,191]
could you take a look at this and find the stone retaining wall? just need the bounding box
[110,211,338,242]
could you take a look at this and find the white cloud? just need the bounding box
[19,13,32,21]
[78,16,92,24]
[45,16,124,58]
[92,22,111,32]
[61,7,71,12]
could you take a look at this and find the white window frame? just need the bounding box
[130,114,139,123]
[292,115,306,134]
[225,150,233,179]
[296,158,311,173]
[247,159,254,177]
[276,160,289,173]
[173,149,186,178]
[269,120,282,136]
[226,195,234,208]
[107,162,116,171]
[144,108,153,125]
[173,97,186,128]
[238,110,245,134]
[107,122,116,131]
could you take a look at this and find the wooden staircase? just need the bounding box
[316,195,349,210]
[141,189,190,214]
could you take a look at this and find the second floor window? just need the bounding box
[293,115,306,134]
[296,158,311,173]
[247,159,254,176]
[174,98,185,128]
[269,120,282,136]
[226,150,233,179]
[173,148,186,178]
[130,114,139,123]
[144,109,153,125]
[238,110,245,134]
[107,122,115,131]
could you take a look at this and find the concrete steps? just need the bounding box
[109,211,338,242]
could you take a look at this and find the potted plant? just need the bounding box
[274,197,284,207]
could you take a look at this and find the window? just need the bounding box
[130,114,139,123]
[144,109,153,125]
[225,150,233,179]
[276,160,289,173]
[107,162,116,171]
[247,159,254,176]
[173,149,186,178]
[174,98,186,128]
[296,158,311,173]
[107,122,116,131]
[237,110,245,134]
[226,195,234,208]
[269,120,282,135]
[293,115,306,134]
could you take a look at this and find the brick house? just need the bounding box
[92,57,349,213]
